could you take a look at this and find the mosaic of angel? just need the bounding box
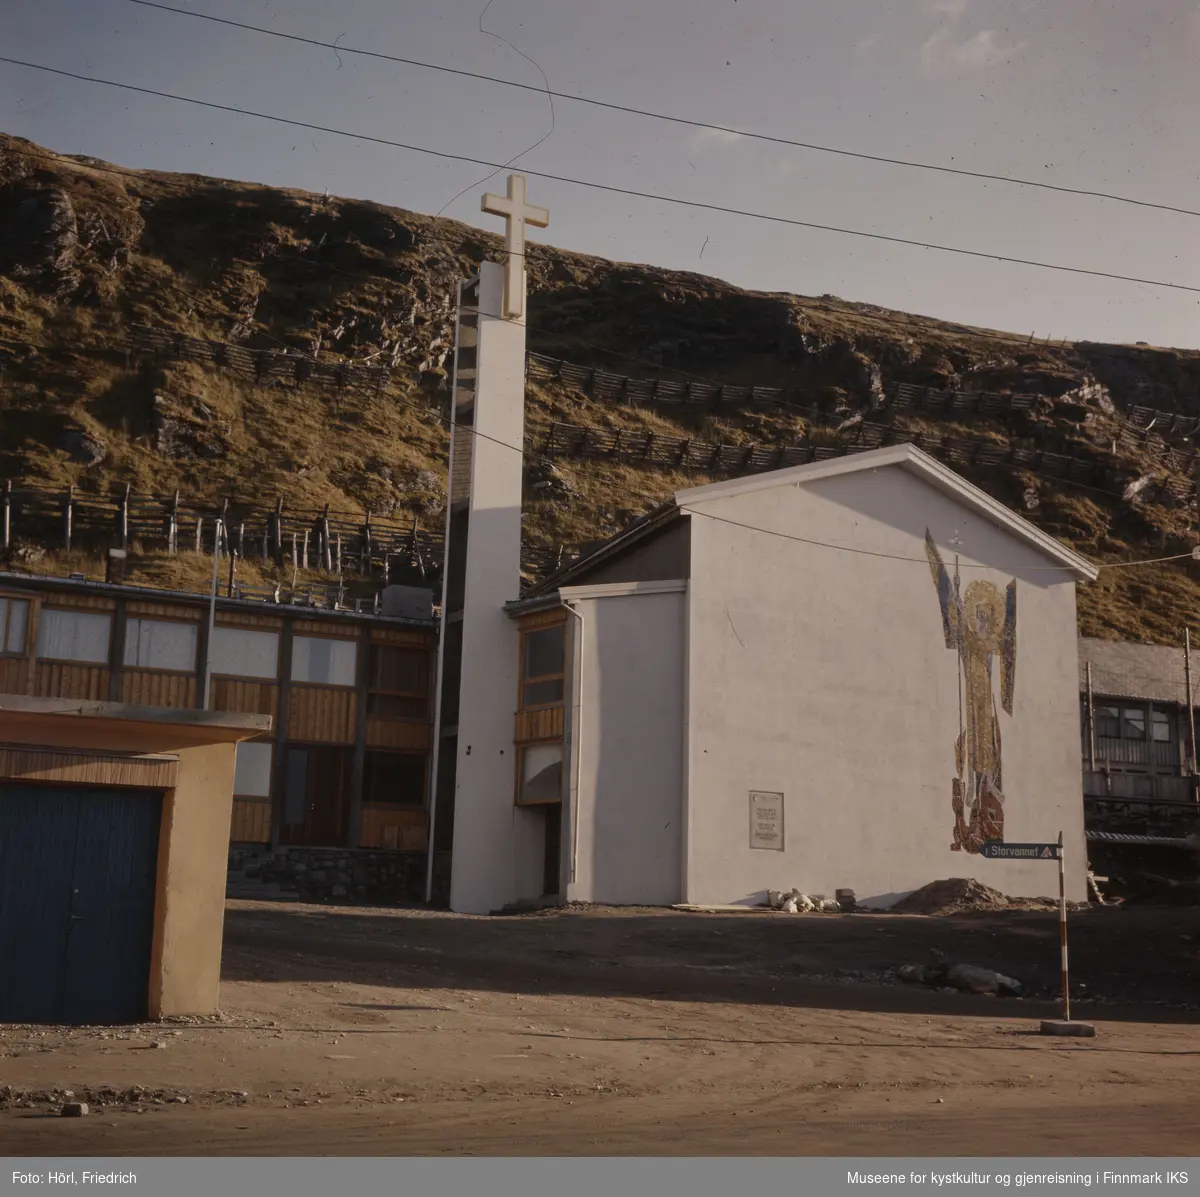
[924,529,1017,854]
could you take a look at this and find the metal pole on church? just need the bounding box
[201,517,222,710]
[1057,830,1069,1022]
[1185,628,1197,790]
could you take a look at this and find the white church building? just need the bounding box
[429,175,1098,915]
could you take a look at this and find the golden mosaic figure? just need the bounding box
[924,530,1017,854]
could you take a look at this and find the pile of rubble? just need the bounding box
[890,878,1015,916]
[765,888,855,914]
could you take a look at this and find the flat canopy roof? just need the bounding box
[0,696,271,745]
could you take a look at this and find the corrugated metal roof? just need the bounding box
[1086,830,1197,847]
[1079,636,1191,706]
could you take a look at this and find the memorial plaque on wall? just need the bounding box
[749,791,784,850]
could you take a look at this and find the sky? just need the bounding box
[4,0,1200,348]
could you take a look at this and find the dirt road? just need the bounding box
[3,900,1200,1156]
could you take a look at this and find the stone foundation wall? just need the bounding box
[248,848,427,905]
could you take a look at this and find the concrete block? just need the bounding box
[1040,1020,1096,1038]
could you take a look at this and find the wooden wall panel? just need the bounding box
[287,685,356,743]
[119,669,197,709]
[0,658,30,697]
[294,619,359,639]
[517,608,566,632]
[42,594,115,613]
[0,745,177,789]
[34,663,109,701]
[212,678,279,718]
[371,628,436,649]
[365,719,430,751]
[230,797,272,843]
[127,601,201,621]
[215,613,283,632]
[515,706,565,744]
[359,805,428,851]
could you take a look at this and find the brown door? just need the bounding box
[279,745,352,847]
[542,803,562,898]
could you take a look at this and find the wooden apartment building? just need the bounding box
[0,572,437,855]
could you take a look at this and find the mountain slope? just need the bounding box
[3,131,1200,642]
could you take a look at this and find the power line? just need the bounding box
[5,314,1193,575]
[123,0,1200,222]
[5,56,1200,297]
[2,144,1159,354]
[676,506,1194,574]
[404,390,1191,575]
[0,158,1179,512]
[324,373,1189,578]
[3,137,1195,541]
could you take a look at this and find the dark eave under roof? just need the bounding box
[0,570,436,629]
[518,501,682,603]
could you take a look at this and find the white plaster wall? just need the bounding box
[683,466,1087,907]
[448,262,529,914]
[566,589,685,906]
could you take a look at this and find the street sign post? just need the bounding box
[980,842,1060,860]
[981,832,1095,1037]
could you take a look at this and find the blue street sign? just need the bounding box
[981,841,1060,860]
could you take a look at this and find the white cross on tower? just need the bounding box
[481,174,549,320]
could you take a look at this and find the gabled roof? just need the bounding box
[675,442,1099,582]
[519,442,1099,603]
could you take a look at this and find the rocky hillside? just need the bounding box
[3,131,1200,642]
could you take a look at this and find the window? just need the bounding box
[1095,706,1120,739]
[521,625,565,708]
[291,635,357,687]
[0,597,29,655]
[1095,704,1164,741]
[1121,707,1146,740]
[363,751,426,805]
[123,618,198,672]
[36,608,112,664]
[209,627,280,680]
[233,741,273,798]
[367,645,429,719]
[517,741,563,805]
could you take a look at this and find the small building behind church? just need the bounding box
[1076,636,1200,881]
[461,443,1097,912]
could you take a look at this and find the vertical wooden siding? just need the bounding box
[293,619,359,639]
[359,805,428,851]
[34,663,109,701]
[514,706,565,744]
[364,719,430,750]
[370,628,437,649]
[118,669,197,709]
[0,658,30,697]
[211,677,279,718]
[230,798,272,843]
[287,685,357,743]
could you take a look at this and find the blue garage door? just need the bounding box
[0,785,163,1025]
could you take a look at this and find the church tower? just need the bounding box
[428,177,549,914]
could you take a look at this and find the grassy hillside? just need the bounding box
[3,131,1200,642]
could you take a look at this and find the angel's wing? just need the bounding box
[1000,578,1017,715]
[924,529,956,648]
